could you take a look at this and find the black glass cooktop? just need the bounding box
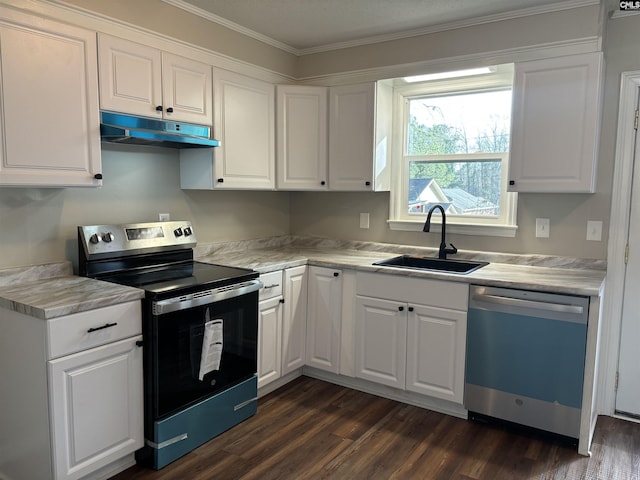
[96,261,258,298]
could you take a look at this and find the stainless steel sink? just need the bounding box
[373,255,488,274]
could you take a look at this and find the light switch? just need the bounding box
[360,213,370,229]
[535,218,550,238]
[586,220,603,241]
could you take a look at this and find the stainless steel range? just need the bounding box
[77,221,261,469]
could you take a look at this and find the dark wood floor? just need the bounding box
[112,376,640,480]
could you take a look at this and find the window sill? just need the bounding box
[388,220,518,237]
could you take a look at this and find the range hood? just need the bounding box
[100,111,220,149]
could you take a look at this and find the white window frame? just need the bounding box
[388,65,518,237]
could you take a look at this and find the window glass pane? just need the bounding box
[408,160,502,216]
[407,90,511,155]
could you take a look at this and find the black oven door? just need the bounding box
[147,280,261,420]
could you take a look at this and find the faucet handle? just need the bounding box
[447,243,458,255]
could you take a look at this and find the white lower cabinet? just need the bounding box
[306,266,342,373]
[258,266,308,390]
[355,296,406,389]
[355,273,469,405]
[0,300,143,480]
[48,336,143,480]
[282,266,308,375]
[258,271,284,388]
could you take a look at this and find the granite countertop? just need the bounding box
[196,238,606,297]
[0,237,606,319]
[0,262,144,320]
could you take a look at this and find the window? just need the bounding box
[390,64,517,237]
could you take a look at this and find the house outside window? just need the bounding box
[389,64,518,237]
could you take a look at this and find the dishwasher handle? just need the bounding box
[472,293,585,315]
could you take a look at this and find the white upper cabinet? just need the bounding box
[98,34,212,125]
[508,52,603,193]
[0,9,101,187]
[181,69,275,189]
[276,85,329,190]
[277,82,390,191]
[329,83,376,191]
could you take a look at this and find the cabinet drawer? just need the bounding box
[47,301,141,359]
[259,271,283,301]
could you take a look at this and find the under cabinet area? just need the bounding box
[355,272,469,405]
[509,52,603,193]
[0,300,143,480]
[0,7,101,187]
[98,33,213,125]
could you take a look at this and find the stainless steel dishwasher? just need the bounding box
[465,285,589,439]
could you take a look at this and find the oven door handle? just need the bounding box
[152,279,263,315]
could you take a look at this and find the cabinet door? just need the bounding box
[258,296,283,388]
[0,17,101,187]
[405,304,467,404]
[306,266,342,373]
[162,52,213,125]
[276,85,328,190]
[98,34,163,119]
[355,295,406,389]
[509,52,603,193]
[282,266,308,375]
[48,336,143,480]
[329,83,376,191]
[211,69,275,189]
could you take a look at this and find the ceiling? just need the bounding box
[167,0,596,53]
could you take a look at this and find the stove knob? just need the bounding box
[174,228,183,237]
[102,232,114,242]
[183,227,192,236]
[89,233,101,244]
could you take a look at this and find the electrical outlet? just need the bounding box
[535,218,550,238]
[159,213,170,221]
[360,213,370,229]
[586,220,603,241]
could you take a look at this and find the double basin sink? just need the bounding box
[373,255,488,274]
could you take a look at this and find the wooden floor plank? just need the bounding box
[111,377,640,480]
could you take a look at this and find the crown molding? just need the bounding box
[163,0,599,56]
[161,0,298,54]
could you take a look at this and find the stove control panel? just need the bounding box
[78,221,197,258]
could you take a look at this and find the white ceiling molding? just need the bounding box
[163,0,599,56]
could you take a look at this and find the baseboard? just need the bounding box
[301,367,468,419]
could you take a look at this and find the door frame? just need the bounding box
[599,70,640,416]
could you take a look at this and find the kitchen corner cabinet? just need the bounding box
[282,265,308,375]
[258,271,284,387]
[329,83,376,191]
[276,85,329,190]
[306,266,343,373]
[0,301,143,480]
[276,82,390,192]
[98,34,212,125]
[355,273,468,404]
[181,69,275,190]
[508,52,603,193]
[258,266,308,390]
[0,9,102,187]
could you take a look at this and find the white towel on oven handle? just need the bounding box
[199,314,223,381]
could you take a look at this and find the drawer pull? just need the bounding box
[263,284,280,289]
[87,322,118,333]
